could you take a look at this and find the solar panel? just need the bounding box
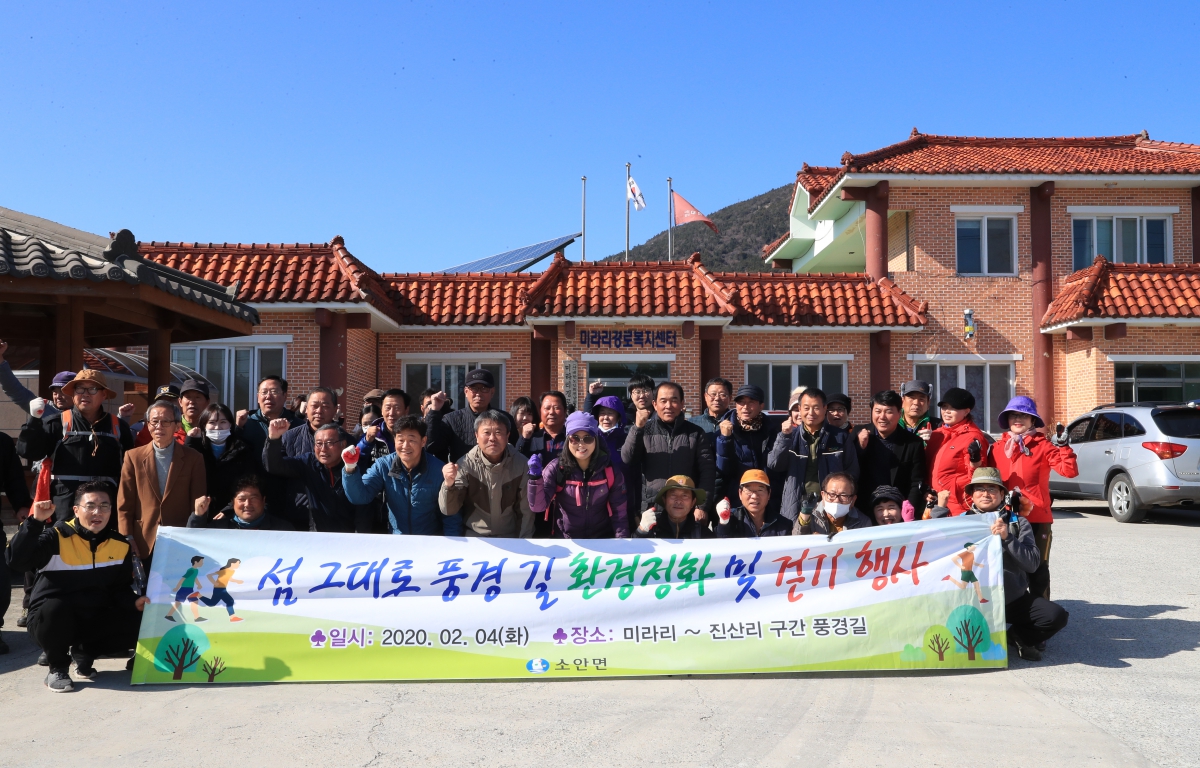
[440,232,581,274]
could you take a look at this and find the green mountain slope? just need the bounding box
[604,184,791,272]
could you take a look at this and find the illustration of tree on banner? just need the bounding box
[202,656,227,683]
[923,624,953,662]
[154,624,211,680]
[947,605,991,661]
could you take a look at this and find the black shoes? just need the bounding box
[44,668,73,693]
[16,609,28,628]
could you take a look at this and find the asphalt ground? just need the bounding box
[1,500,1195,768]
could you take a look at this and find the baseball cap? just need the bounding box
[464,368,495,388]
[734,384,765,403]
[739,469,771,487]
[50,371,77,389]
[937,387,975,411]
[363,389,386,403]
[154,384,181,400]
[179,379,210,399]
[900,380,933,398]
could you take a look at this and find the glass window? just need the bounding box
[1116,218,1138,264]
[1152,409,1200,438]
[1114,362,1134,379]
[956,217,1015,274]
[1136,362,1181,379]
[747,364,770,403]
[1115,382,1134,402]
[914,365,937,390]
[1096,219,1113,262]
[772,366,792,411]
[956,220,982,274]
[1122,416,1146,437]
[986,219,1013,274]
[586,361,669,402]
[988,364,1011,432]
[405,361,508,410]
[744,362,846,411]
[171,348,197,371]
[1073,216,1170,265]
[258,348,284,381]
[1111,359,1197,404]
[172,344,285,408]
[1067,417,1093,443]
[921,362,1014,433]
[200,349,226,403]
[406,364,428,398]
[821,363,844,396]
[1146,219,1167,263]
[1092,413,1123,441]
[1072,219,1093,271]
[233,349,252,412]
[796,365,819,390]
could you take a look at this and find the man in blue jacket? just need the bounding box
[342,415,462,536]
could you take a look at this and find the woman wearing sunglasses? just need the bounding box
[527,412,629,538]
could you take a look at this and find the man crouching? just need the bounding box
[6,481,149,692]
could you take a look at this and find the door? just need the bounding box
[1077,412,1122,495]
[1051,416,1094,494]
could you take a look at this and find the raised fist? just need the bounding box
[917,425,932,443]
[719,420,733,437]
[194,496,211,516]
[364,424,380,443]
[268,417,291,440]
[341,445,361,471]
[589,380,605,395]
[937,490,951,507]
[441,462,459,486]
[857,427,870,450]
[235,409,249,428]
[635,409,651,429]
[29,397,47,418]
[781,418,796,435]
[118,402,136,421]
[188,427,202,438]
[527,452,544,478]
[31,500,55,522]
[716,497,731,523]
[638,508,657,532]
[430,391,449,412]
[522,421,535,439]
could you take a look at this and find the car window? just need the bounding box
[1067,417,1094,443]
[1123,415,1147,437]
[1152,409,1200,438]
[1092,413,1123,441]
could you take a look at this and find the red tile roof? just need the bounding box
[799,129,1200,213]
[382,253,926,329]
[1042,256,1200,329]
[140,237,402,323]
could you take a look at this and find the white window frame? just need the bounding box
[170,341,287,412]
[912,361,1014,435]
[1071,215,1173,269]
[954,215,1018,276]
[743,360,848,412]
[402,360,506,410]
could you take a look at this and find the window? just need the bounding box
[1113,362,1200,403]
[956,216,1015,275]
[913,362,1014,433]
[171,345,286,412]
[745,362,846,412]
[1066,416,1094,444]
[1072,217,1171,271]
[404,361,505,410]
[1092,412,1123,441]
[586,361,670,402]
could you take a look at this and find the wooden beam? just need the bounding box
[91,299,167,330]
[1104,323,1127,340]
[345,313,372,330]
[682,320,695,339]
[1066,326,1093,341]
[148,329,173,392]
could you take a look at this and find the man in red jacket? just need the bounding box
[988,396,1077,601]
[927,388,989,516]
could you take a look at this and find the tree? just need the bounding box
[153,625,211,680]
[947,605,991,661]
[202,656,227,683]
[924,624,953,662]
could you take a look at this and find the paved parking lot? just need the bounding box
[1,500,1196,767]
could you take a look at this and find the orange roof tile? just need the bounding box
[384,272,538,326]
[1042,256,1200,328]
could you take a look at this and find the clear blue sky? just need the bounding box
[4,1,1197,272]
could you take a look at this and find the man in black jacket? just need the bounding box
[264,419,371,533]
[854,390,928,516]
[715,384,784,514]
[0,430,33,653]
[187,475,295,531]
[7,483,148,692]
[622,382,715,515]
[424,368,516,463]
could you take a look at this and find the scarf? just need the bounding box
[1004,432,1032,461]
[738,414,765,432]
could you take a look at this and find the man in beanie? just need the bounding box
[714,469,791,537]
[927,387,989,516]
[987,396,1077,601]
[715,384,785,516]
[929,467,1070,660]
[825,393,852,431]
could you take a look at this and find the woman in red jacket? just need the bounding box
[927,388,989,516]
[988,396,1078,601]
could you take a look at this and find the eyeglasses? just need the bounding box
[314,440,343,449]
[822,491,855,503]
[258,388,283,397]
[148,418,177,427]
[73,386,102,396]
[79,502,112,512]
[569,434,596,445]
[740,486,770,496]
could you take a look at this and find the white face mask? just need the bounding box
[206,428,231,444]
[825,501,852,519]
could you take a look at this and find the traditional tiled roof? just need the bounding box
[381,253,926,329]
[0,208,257,324]
[801,129,1200,213]
[1042,256,1200,329]
[141,237,401,323]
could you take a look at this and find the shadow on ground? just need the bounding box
[1022,601,1200,669]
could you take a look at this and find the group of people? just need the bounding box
[0,338,1076,691]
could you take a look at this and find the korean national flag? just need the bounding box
[627,176,647,211]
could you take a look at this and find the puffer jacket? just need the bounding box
[528,454,629,538]
[621,414,715,513]
[591,395,641,531]
[927,418,990,516]
[439,444,532,537]
[987,432,1078,524]
[715,412,786,513]
[344,450,463,536]
[6,517,137,614]
[715,505,792,538]
[767,424,860,521]
[263,438,372,533]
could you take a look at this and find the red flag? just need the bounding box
[672,191,719,234]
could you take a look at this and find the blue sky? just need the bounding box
[3,1,1198,272]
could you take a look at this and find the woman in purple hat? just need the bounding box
[527,412,629,538]
[988,395,1078,601]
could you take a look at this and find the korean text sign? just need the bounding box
[132,516,1007,683]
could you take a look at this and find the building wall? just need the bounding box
[255,311,322,399]
[345,328,378,414]
[378,330,532,411]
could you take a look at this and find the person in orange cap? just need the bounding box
[715,469,791,537]
[20,369,134,522]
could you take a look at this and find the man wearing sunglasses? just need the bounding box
[20,370,135,523]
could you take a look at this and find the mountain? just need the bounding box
[604,183,792,272]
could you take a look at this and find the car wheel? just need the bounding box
[1107,473,1147,523]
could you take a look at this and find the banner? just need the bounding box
[131,516,1008,684]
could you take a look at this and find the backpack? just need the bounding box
[545,465,617,526]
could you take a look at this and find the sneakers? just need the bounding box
[195,617,207,622]
[1015,640,1043,661]
[229,616,243,623]
[45,669,73,693]
[126,657,135,672]
[16,609,28,628]
[37,651,49,667]
[164,614,177,622]
[74,659,98,680]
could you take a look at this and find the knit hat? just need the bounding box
[869,485,905,508]
[655,475,707,506]
[937,387,975,411]
[998,395,1044,429]
[788,386,809,410]
[964,467,1007,495]
[565,411,599,437]
[826,393,852,411]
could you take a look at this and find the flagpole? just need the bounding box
[625,163,631,262]
[667,177,673,261]
[581,176,587,262]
